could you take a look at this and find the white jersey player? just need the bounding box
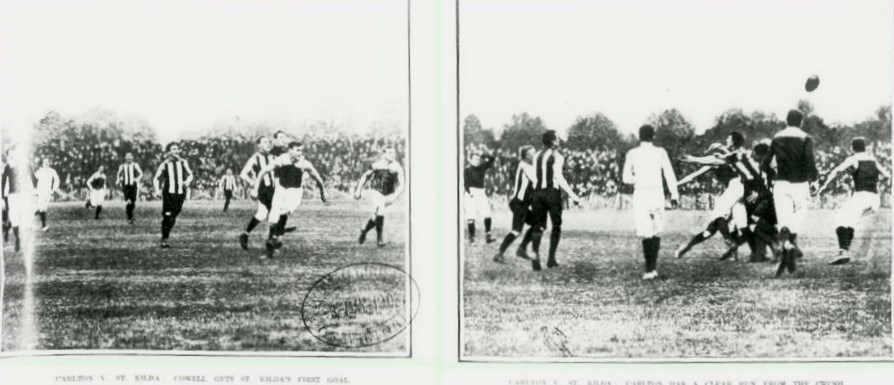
[622,125,679,280]
[34,158,60,231]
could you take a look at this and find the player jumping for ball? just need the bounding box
[354,146,405,247]
[254,141,326,259]
[117,152,144,224]
[816,137,890,265]
[492,145,537,263]
[34,157,60,231]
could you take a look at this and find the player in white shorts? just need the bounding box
[85,165,108,220]
[354,146,405,247]
[464,152,496,243]
[34,158,60,231]
[254,141,326,259]
[2,149,34,251]
[622,125,679,280]
[816,137,889,265]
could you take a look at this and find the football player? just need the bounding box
[464,151,496,243]
[354,146,405,247]
[34,157,60,231]
[239,136,275,249]
[86,165,108,220]
[492,145,537,263]
[153,143,193,248]
[117,152,144,224]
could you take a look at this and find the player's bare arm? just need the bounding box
[554,156,581,204]
[117,165,125,185]
[662,150,680,206]
[354,169,373,200]
[181,162,193,187]
[681,154,726,167]
[152,164,165,197]
[677,165,712,186]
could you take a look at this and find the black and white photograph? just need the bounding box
[460,0,893,359]
[1,0,413,354]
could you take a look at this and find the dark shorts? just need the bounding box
[162,192,186,218]
[257,185,274,209]
[508,198,534,232]
[224,190,233,200]
[530,189,563,230]
[122,185,138,203]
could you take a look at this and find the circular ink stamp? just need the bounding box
[300,262,420,348]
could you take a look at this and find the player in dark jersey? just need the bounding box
[817,137,890,265]
[117,152,144,224]
[254,141,326,259]
[86,165,108,220]
[674,141,741,259]
[239,136,275,249]
[354,146,405,247]
[153,143,194,248]
[464,151,496,243]
[492,145,537,263]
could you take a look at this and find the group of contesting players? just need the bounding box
[465,109,888,279]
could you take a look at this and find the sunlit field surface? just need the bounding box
[462,208,891,359]
[2,199,408,353]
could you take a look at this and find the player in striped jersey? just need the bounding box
[528,131,581,271]
[153,143,194,248]
[239,136,275,250]
[1,154,8,242]
[34,157,60,231]
[117,152,144,224]
[219,168,237,213]
[622,125,679,280]
[354,146,405,247]
[492,145,537,263]
[817,137,890,265]
[254,141,327,259]
[86,165,108,220]
[464,151,496,243]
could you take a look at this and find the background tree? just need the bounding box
[565,113,623,151]
[499,113,548,152]
[463,114,497,148]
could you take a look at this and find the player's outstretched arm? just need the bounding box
[677,165,712,186]
[354,169,373,200]
[681,154,725,167]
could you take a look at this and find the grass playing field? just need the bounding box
[462,208,892,359]
[2,198,408,353]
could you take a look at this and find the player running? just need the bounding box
[816,137,889,265]
[34,157,60,231]
[492,145,537,263]
[528,131,581,271]
[85,165,108,220]
[239,136,276,250]
[464,151,496,243]
[153,143,193,248]
[761,109,818,276]
[354,146,405,247]
[117,152,144,224]
[219,168,237,213]
[254,141,327,259]
[622,125,679,280]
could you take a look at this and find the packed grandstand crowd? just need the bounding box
[30,134,406,200]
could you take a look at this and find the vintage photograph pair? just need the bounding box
[1,0,892,368]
